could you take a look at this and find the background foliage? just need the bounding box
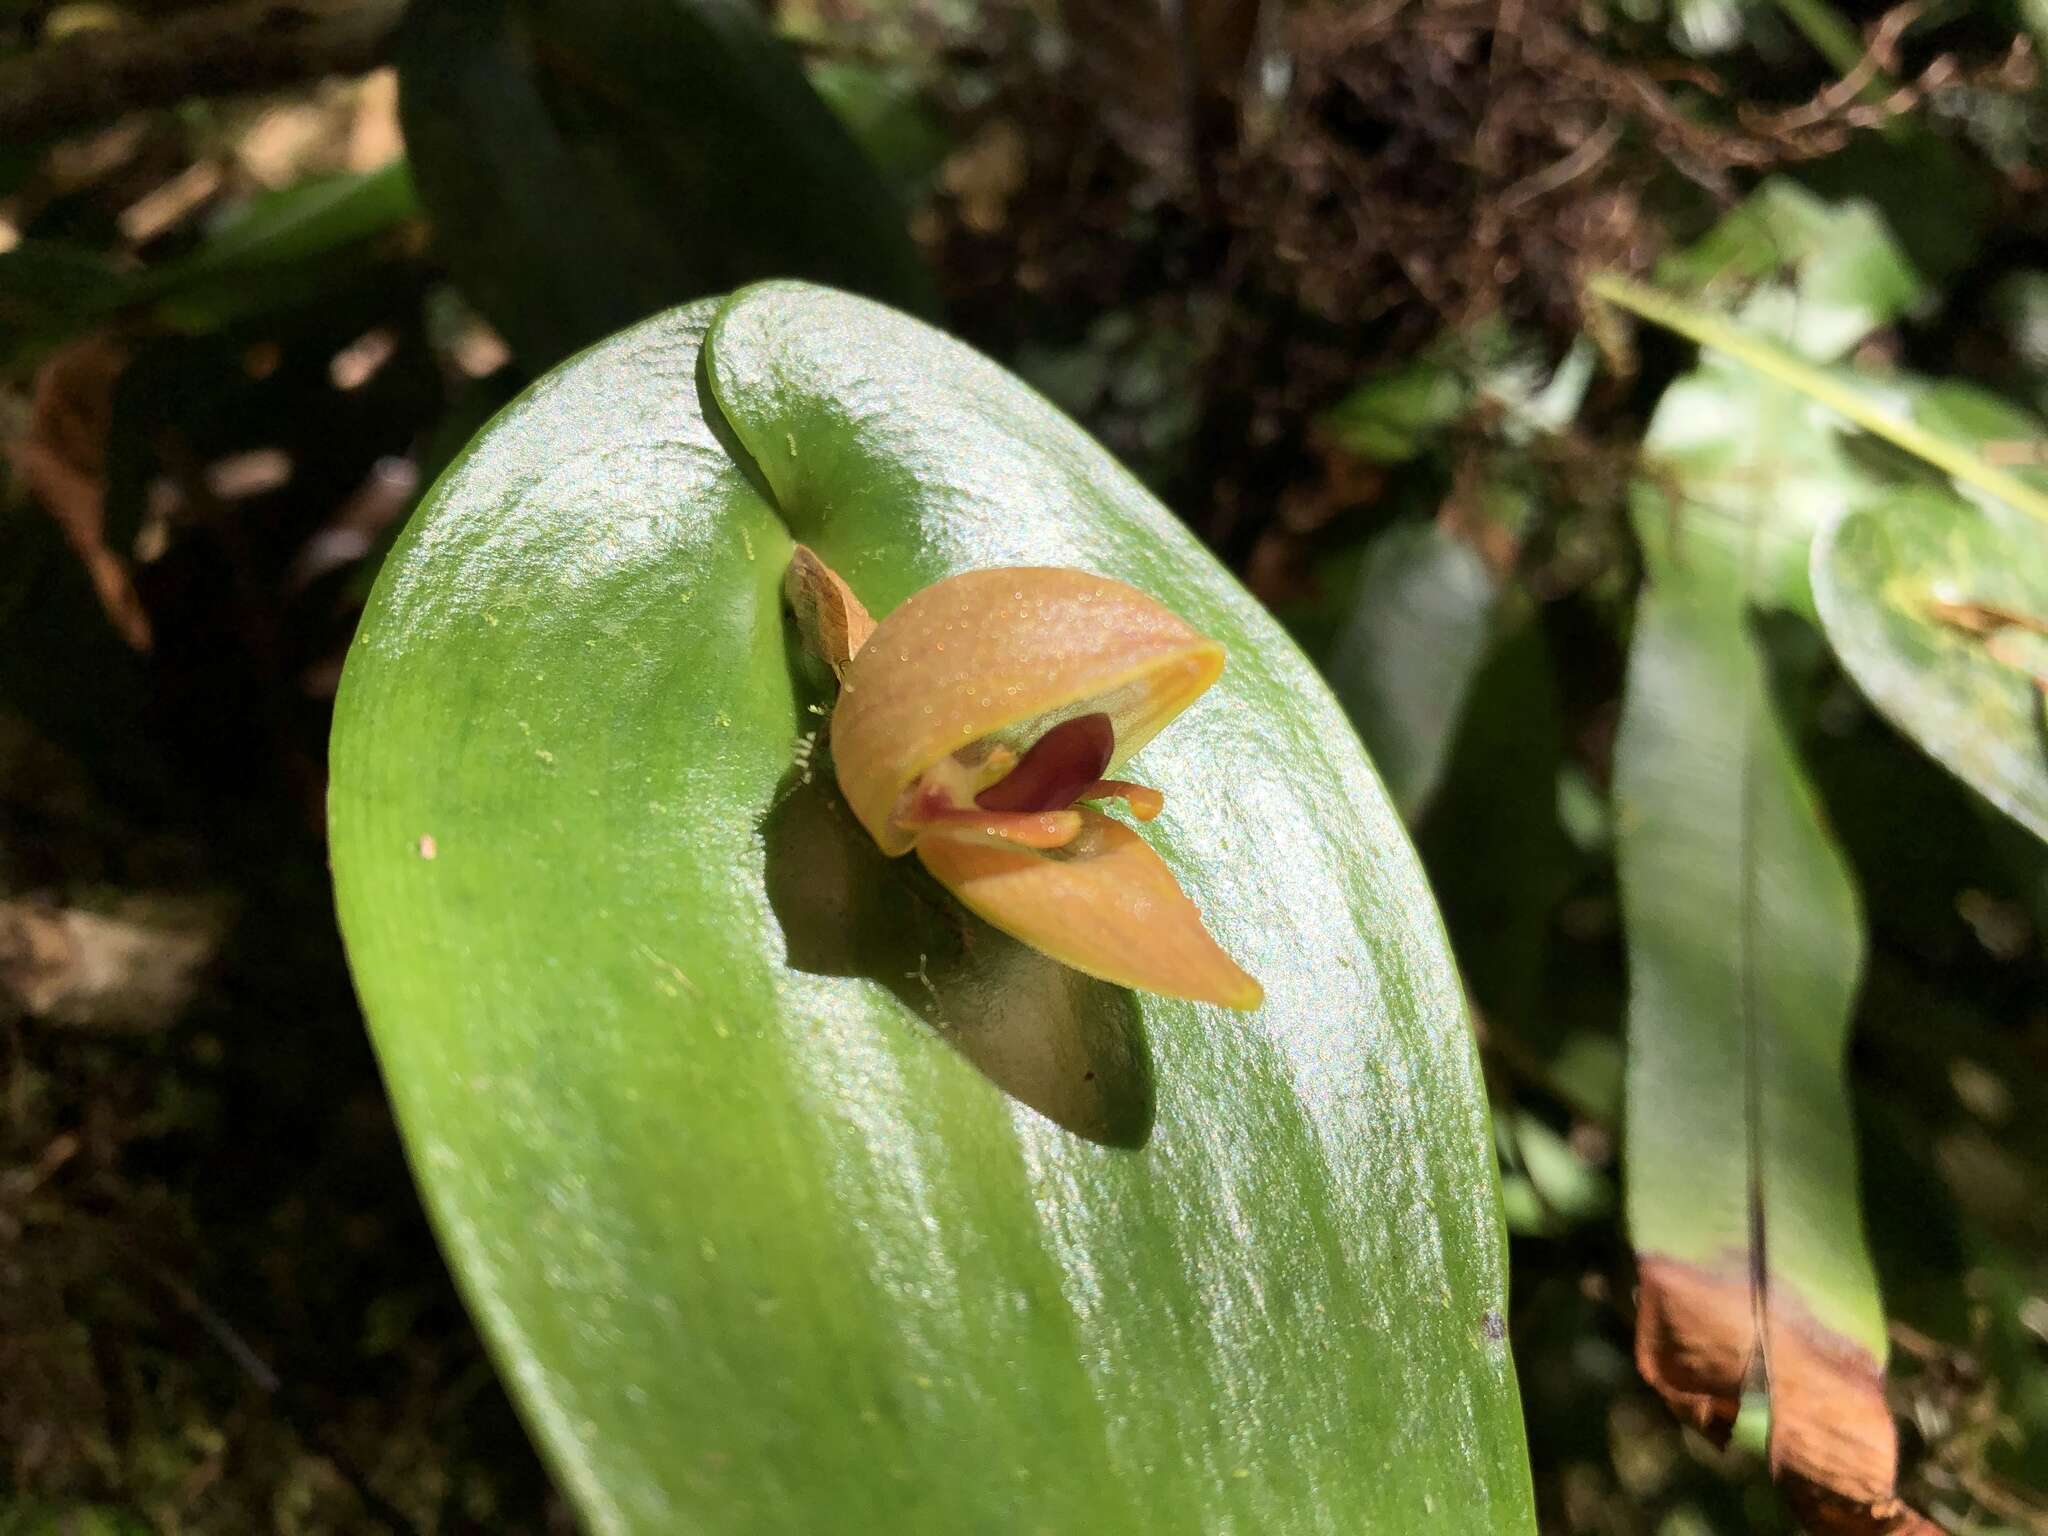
[1,0,2045,1532]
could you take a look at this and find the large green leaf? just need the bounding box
[397,0,935,370]
[1615,532,1907,1529]
[329,283,1533,1533]
[1605,272,1927,1530]
[1813,491,2048,843]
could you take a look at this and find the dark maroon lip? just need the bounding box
[974,712,1115,814]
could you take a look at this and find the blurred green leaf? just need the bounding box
[1482,337,1596,441]
[1318,358,1468,464]
[1608,202,1945,623]
[1594,273,2048,531]
[0,241,132,363]
[806,59,951,210]
[397,0,936,370]
[1415,607,1580,1043]
[329,283,1536,1533]
[1541,1032,1625,1126]
[1319,323,1587,471]
[0,1505,152,1536]
[1794,132,1993,290]
[1509,1112,1612,1234]
[1657,179,1925,363]
[1630,349,1885,616]
[141,161,421,331]
[1325,519,1497,821]
[1498,1172,1546,1237]
[1904,378,2048,499]
[1812,491,2048,843]
[1989,269,2048,410]
[0,164,421,358]
[1600,274,2048,846]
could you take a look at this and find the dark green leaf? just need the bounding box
[1793,132,1993,289]
[1415,609,1579,1045]
[0,241,132,364]
[141,161,421,331]
[397,0,936,369]
[1317,359,1468,465]
[1324,520,1497,821]
[805,59,951,210]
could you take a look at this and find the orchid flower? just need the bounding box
[788,548,1261,1010]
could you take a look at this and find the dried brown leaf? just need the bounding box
[783,543,876,681]
[1637,1254,1941,1535]
[6,337,151,650]
[0,896,229,1032]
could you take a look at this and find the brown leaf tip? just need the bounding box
[1636,1252,1936,1536]
[783,544,876,680]
[1634,1252,1749,1446]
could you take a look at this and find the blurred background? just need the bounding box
[1,0,2044,1531]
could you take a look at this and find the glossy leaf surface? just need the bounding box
[330,284,1534,1533]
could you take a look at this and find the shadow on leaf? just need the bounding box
[762,768,1155,1149]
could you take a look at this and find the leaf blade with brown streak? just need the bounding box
[1616,350,1929,1532]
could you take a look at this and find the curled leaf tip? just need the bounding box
[793,557,1259,1008]
[784,543,875,679]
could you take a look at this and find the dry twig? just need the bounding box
[0,0,406,143]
